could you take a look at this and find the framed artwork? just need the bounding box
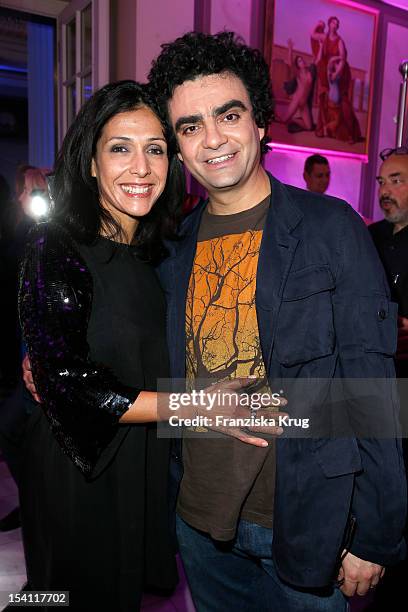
[263,0,379,160]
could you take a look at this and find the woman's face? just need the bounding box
[91,106,168,238]
[329,18,339,34]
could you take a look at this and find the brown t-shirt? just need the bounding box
[177,197,276,540]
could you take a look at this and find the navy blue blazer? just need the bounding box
[158,174,407,588]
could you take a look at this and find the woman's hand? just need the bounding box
[192,378,288,447]
[22,354,41,403]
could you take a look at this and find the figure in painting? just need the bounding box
[311,16,361,143]
[278,38,319,133]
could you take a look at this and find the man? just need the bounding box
[303,153,331,194]
[149,32,406,611]
[368,148,408,611]
[371,148,408,371]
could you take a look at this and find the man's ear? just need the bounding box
[91,158,96,177]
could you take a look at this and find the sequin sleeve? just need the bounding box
[19,223,140,477]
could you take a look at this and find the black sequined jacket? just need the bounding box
[19,222,139,477]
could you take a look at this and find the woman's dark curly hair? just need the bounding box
[148,31,274,154]
[52,80,184,263]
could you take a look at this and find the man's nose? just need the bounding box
[203,121,228,149]
[379,183,390,198]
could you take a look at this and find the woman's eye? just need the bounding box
[111,145,128,153]
[148,147,165,155]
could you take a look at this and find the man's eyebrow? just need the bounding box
[213,99,248,116]
[175,114,203,133]
[174,100,249,133]
[376,172,403,181]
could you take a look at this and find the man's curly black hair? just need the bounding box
[148,31,274,154]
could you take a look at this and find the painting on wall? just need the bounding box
[263,0,379,160]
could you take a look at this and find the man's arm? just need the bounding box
[332,205,406,594]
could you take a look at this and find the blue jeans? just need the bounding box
[176,515,349,612]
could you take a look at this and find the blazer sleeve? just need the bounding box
[19,223,140,477]
[332,205,407,565]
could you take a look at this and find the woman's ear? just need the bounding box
[91,158,97,177]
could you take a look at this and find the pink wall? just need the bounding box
[210,0,252,40]
[113,0,137,80]
[135,0,195,81]
[264,149,363,209]
[113,0,195,82]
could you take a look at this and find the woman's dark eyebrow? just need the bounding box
[106,136,166,143]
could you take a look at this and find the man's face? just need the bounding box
[304,163,331,194]
[377,154,408,231]
[167,72,264,197]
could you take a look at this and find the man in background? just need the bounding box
[368,147,408,612]
[303,153,331,193]
[371,148,408,373]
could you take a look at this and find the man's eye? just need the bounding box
[224,113,239,122]
[182,125,198,135]
[392,178,403,185]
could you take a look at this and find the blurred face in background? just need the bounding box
[17,168,48,216]
[304,163,331,194]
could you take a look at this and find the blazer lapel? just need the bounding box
[256,175,303,372]
[168,203,206,378]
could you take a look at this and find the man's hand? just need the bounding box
[22,354,41,403]
[397,316,408,360]
[337,551,384,596]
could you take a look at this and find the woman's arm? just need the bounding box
[19,223,140,475]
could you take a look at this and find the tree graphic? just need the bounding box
[186,231,267,385]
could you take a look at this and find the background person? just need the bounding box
[0,165,50,533]
[303,153,331,193]
[368,146,408,611]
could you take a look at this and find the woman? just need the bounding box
[19,80,274,611]
[18,81,185,612]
